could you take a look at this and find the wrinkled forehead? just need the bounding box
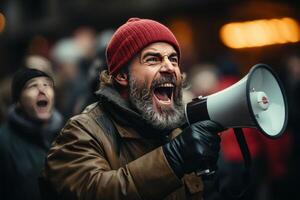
[140,42,178,56]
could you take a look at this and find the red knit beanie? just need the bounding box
[106,18,180,75]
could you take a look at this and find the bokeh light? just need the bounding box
[220,17,300,49]
[0,12,6,33]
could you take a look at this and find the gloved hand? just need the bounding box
[162,120,224,178]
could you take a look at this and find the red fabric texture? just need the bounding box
[220,128,265,162]
[106,18,180,75]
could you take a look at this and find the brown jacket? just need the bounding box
[43,102,204,200]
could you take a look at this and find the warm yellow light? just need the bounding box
[220,17,300,49]
[280,18,299,42]
[268,19,285,44]
[0,12,5,33]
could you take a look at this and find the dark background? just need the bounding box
[0,0,300,76]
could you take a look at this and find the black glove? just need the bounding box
[163,120,224,178]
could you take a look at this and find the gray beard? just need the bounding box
[129,76,185,130]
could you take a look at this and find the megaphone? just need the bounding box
[185,63,288,138]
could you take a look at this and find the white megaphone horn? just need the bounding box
[185,63,288,138]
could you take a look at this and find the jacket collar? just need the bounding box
[114,123,142,139]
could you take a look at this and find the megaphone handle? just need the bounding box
[233,128,252,168]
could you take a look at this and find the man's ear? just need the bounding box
[114,72,129,86]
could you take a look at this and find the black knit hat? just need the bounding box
[11,68,53,103]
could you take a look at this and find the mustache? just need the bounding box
[151,74,177,89]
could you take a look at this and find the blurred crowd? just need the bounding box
[0,20,299,200]
[0,27,114,122]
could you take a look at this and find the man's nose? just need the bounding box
[160,56,176,73]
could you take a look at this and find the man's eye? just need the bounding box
[169,57,178,64]
[144,57,160,64]
[44,82,54,88]
[27,84,37,88]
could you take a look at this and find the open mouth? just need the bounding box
[153,83,174,103]
[36,100,48,108]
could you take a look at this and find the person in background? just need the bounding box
[0,68,63,200]
[50,38,84,118]
[42,18,224,199]
[188,63,220,98]
[74,29,115,113]
[0,55,55,125]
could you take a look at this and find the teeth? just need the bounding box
[158,83,174,87]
